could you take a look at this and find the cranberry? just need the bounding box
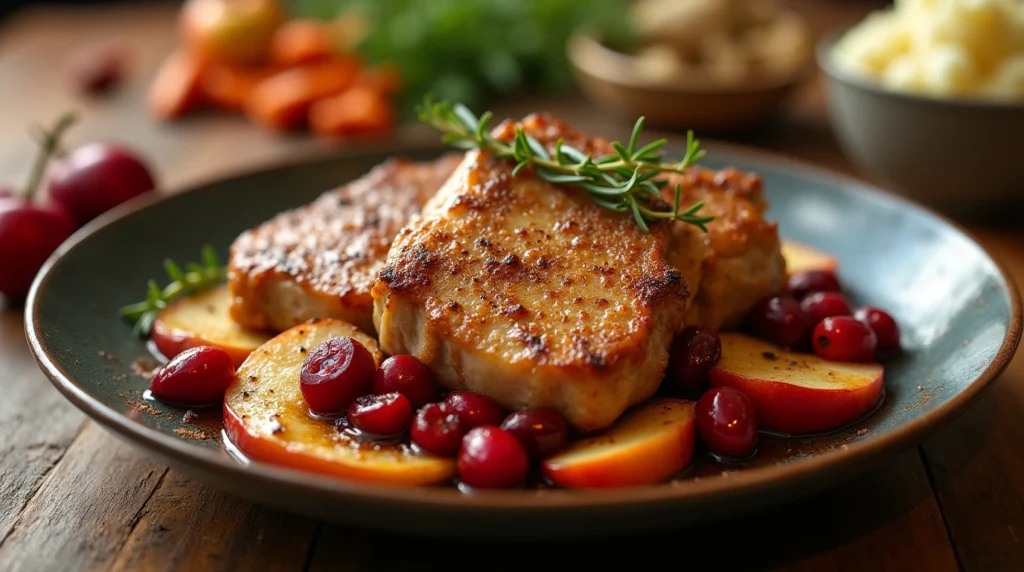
[373,354,438,409]
[695,387,758,459]
[411,403,465,456]
[500,409,569,458]
[666,326,722,393]
[68,44,124,95]
[788,270,841,300]
[150,346,235,407]
[746,296,811,349]
[445,391,505,429]
[0,203,75,299]
[799,291,852,326]
[49,143,156,225]
[812,316,878,362]
[457,426,529,489]
[347,392,413,435]
[854,306,900,352]
[299,337,376,415]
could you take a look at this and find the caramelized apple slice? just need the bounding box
[152,285,272,366]
[541,398,695,489]
[224,319,455,486]
[709,333,884,435]
[781,239,838,276]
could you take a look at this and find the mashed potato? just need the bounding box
[833,0,1024,100]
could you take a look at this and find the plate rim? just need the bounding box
[24,137,1023,511]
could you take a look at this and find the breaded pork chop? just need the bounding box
[371,115,690,432]
[228,154,462,334]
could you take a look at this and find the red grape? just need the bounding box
[854,307,900,352]
[500,409,569,458]
[458,426,529,489]
[411,403,465,456]
[347,393,413,436]
[799,291,852,326]
[695,387,758,459]
[149,346,235,407]
[0,203,75,299]
[746,296,811,349]
[788,270,841,300]
[812,316,878,362]
[299,337,376,415]
[49,143,156,225]
[666,326,722,393]
[444,391,505,430]
[373,354,438,409]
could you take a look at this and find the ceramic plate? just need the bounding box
[25,140,1022,538]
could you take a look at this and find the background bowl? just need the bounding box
[818,31,1024,218]
[567,21,813,132]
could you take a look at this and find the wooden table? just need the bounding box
[2,2,1023,570]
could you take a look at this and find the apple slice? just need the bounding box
[709,333,883,435]
[152,284,272,367]
[781,239,838,276]
[541,398,695,489]
[224,318,455,486]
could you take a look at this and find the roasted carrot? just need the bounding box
[244,57,360,131]
[308,85,395,136]
[354,63,402,96]
[148,49,206,120]
[201,63,274,111]
[269,19,335,67]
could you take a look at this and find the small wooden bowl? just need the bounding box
[566,20,814,132]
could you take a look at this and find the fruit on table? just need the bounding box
[695,386,758,459]
[0,203,75,299]
[180,0,285,65]
[410,402,466,457]
[458,426,529,489]
[348,393,414,436]
[48,142,156,225]
[299,336,377,416]
[148,49,207,120]
[709,333,884,435]
[150,284,271,366]
[500,409,569,459]
[149,345,235,407]
[854,306,901,352]
[799,291,852,327]
[67,44,125,96]
[665,325,722,394]
[746,295,811,350]
[811,316,878,363]
[780,239,837,276]
[542,398,696,488]
[244,58,360,131]
[224,319,454,485]
[373,354,438,409]
[444,391,506,430]
[788,269,842,301]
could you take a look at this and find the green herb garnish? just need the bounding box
[417,98,714,233]
[119,245,227,337]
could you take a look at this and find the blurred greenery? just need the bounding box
[289,0,635,113]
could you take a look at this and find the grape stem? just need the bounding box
[23,112,77,201]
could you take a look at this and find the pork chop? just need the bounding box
[228,154,462,334]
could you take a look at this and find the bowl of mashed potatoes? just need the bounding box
[821,0,1024,215]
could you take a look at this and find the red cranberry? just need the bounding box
[812,316,878,362]
[347,392,413,435]
[746,296,811,349]
[299,337,376,415]
[457,426,529,489]
[695,386,757,459]
[48,143,156,225]
[854,306,900,352]
[411,403,465,456]
[0,203,75,299]
[444,391,505,429]
[788,270,841,300]
[666,326,722,393]
[799,291,852,326]
[373,354,438,409]
[68,44,124,95]
[149,346,235,407]
[500,409,569,458]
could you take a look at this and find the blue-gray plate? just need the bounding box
[25,140,1022,538]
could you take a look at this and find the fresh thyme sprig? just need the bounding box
[118,245,227,337]
[417,98,715,232]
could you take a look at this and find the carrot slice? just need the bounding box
[201,63,273,111]
[308,85,395,136]
[244,57,360,131]
[269,19,335,67]
[354,64,402,96]
[148,49,206,120]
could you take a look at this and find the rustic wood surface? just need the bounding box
[0,1,1021,570]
